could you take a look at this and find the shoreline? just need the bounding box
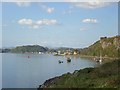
[79,55,119,62]
[53,53,119,60]
[39,59,119,88]
[39,70,81,88]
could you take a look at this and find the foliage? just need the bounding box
[0,48,11,53]
[11,45,48,53]
[80,36,120,58]
[41,59,120,88]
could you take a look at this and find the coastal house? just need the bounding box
[73,51,77,55]
[73,49,79,55]
[39,52,43,54]
[100,36,107,43]
[58,51,61,55]
[100,37,107,40]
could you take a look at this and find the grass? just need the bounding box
[41,59,119,88]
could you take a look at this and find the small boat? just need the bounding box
[95,57,102,63]
[28,56,30,58]
[99,59,102,63]
[67,57,71,62]
[96,59,99,62]
[58,60,63,63]
[96,50,103,63]
[99,51,103,63]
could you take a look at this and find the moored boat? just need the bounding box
[58,60,63,63]
[67,57,71,62]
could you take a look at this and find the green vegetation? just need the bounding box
[40,59,119,88]
[11,45,48,53]
[0,48,11,53]
[80,36,120,58]
[39,36,120,88]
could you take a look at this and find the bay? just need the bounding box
[2,53,99,88]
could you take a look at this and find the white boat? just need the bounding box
[99,50,103,62]
[96,51,102,63]
[99,59,102,63]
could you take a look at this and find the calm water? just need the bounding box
[2,53,99,88]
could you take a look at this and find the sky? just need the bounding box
[1,1,118,48]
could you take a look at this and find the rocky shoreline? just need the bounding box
[39,72,72,88]
[38,59,119,88]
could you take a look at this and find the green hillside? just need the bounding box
[40,59,119,88]
[39,36,120,88]
[11,45,48,53]
[80,36,120,58]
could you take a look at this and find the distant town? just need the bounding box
[0,45,81,56]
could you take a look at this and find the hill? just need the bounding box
[0,48,11,53]
[11,45,48,53]
[39,36,120,88]
[80,36,120,58]
[39,59,119,88]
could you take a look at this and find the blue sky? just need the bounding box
[2,2,118,48]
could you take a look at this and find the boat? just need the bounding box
[99,56,102,63]
[99,50,103,63]
[96,59,102,63]
[58,60,63,63]
[95,59,99,62]
[99,59,102,63]
[67,57,71,62]
[28,56,30,58]
[96,50,103,63]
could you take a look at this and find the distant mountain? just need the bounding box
[80,36,120,58]
[11,45,48,53]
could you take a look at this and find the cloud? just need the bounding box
[32,25,39,29]
[80,28,87,31]
[13,0,31,7]
[16,2,31,7]
[47,7,55,13]
[36,19,57,25]
[70,0,110,9]
[41,4,55,13]
[15,1,110,9]
[18,19,33,25]
[18,18,58,29]
[82,18,98,23]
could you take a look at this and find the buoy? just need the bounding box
[28,56,30,58]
